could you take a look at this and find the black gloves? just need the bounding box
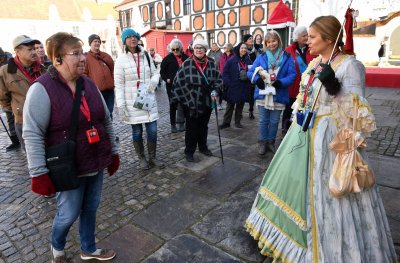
[318,63,341,96]
[256,78,265,90]
[272,80,282,89]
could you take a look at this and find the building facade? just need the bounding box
[115,0,297,47]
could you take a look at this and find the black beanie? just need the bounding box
[88,34,101,45]
[243,34,252,43]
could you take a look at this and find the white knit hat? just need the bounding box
[192,39,209,50]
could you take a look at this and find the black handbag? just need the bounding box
[45,77,83,191]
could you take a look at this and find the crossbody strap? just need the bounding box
[68,77,83,141]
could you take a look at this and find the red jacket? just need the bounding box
[285,42,316,98]
[218,53,234,76]
[84,51,114,91]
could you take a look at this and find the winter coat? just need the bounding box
[114,46,160,124]
[160,52,189,89]
[172,57,222,118]
[84,50,114,91]
[285,42,316,98]
[222,55,252,104]
[218,53,234,76]
[0,58,46,123]
[207,49,223,65]
[248,51,296,105]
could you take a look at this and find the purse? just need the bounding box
[45,77,83,191]
[328,96,375,197]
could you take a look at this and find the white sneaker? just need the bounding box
[217,104,223,110]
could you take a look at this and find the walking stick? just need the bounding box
[212,96,224,165]
[0,114,12,140]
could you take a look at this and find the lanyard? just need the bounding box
[302,67,318,106]
[269,51,283,71]
[59,74,91,123]
[132,53,141,87]
[194,60,209,85]
[238,60,246,70]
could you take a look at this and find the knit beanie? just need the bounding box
[192,39,209,50]
[121,28,141,45]
[88,34,101,45]
[243,34,252,43]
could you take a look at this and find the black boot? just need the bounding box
[266,140,276,153]
[258,141,267,155]
[249,112,255,120]
[6,135,20,151]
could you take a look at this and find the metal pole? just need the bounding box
[212,97,224,165]
[0,114,12,140]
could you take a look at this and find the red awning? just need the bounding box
[267,1,296,29]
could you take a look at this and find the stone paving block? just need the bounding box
[235,175,264,200]
[191,194,265,262]
[142,234,244,263]
[73,224,162,263]
[190,158,262,198]
[133,188,219,240]
[368,154,400,188]
[175,153,221,172]
[220,144,272,170]
[379,186,400,222]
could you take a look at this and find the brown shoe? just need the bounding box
[80,248,116,261]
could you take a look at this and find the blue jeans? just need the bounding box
[131,120,157,143]
[51,171,103,254]
[258,105,282,141]
[101,90,115,120]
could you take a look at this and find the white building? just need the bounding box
[0,0,121,59]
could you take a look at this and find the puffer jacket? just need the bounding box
[0,58,46,123]
[248,51,296,105]
[114,47,160,124]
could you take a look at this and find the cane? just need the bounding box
[212,95,224,165]
[0,114,12,140]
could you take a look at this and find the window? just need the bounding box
[206,0,215,11]
[241,29,250,41]
[207,32,215,48]
[240,0,250,4]
[183,0,191,15]
[72,26,80,36]
[120,9,132,29]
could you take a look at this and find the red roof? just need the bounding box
[267,0,295,29]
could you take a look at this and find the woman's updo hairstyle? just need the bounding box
[46,32,83,63]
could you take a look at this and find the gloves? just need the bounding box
[272,80,282,89]
[31,174,56,196]
[317,63,341,96]
[107,154,120,176]
[256,78,265,90]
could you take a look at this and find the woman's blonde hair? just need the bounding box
[263,30,282,52]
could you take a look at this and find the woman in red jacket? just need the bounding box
[282,26,316,136]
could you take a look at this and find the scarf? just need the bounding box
[174,55,183,67]
[14,56,41,83]
[192,55,208,64]
[266,48,283,69]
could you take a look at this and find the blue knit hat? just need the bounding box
[121,28,141,44]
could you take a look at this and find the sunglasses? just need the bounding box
[171,48,180,52]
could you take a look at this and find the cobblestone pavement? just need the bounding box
[0,86,399,263]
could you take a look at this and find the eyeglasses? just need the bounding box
[65,51,85,57]
[171,48,180,52]
[138,44,144,47]
[194,47,206,51]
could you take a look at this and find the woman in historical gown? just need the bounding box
[245,15,398,263]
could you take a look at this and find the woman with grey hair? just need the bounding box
[282,25,316,136]
[160,38,189,133]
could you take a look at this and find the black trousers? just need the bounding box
[248,85,255,112]
[222,101,245,125]
[166,84,181,125]
[282,98,297,131]
[183,108,212,155]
